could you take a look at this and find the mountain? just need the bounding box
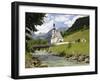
[57,27,69,32]
[66,16,89,33]
[62,16,90,54]
[32,32,47,40]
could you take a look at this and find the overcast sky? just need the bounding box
[35,13,87,34]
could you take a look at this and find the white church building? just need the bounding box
[47,23,64,45]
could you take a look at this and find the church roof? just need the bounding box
[47,27,63,39]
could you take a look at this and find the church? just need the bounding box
[47,23,64,45]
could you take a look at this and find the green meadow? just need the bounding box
[49,29,89,56]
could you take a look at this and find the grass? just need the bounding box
[49,43,89,55]
[26,39,48,52]
[64,29,89,42]
[49,29,89,56]
[25,52,33,68]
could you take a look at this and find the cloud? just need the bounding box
[55,15,69,22]
[35,20,54,34]
[64,15,87,27]
[35,13,88,34]
[64,20,72,27]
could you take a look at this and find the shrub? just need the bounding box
[59,51,66,57]
[26,39,48,52]
[67,43,72,48]
[25,53,33,68]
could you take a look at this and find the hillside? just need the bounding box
[61,16,89,37]
[49,29,89,55]
[64,29,89,42]
[49,16,90,55]
[67,16,89,32]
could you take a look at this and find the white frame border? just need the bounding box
[19,5,96,76]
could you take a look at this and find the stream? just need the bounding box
[32,50,88,67]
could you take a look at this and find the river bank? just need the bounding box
[25,50,89,68]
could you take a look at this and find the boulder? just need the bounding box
[71,56,78,60]
[84,58,89,63]
[39,64,48,67]
[78,55,85,62]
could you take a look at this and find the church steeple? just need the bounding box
[53,23,55,27]
[53,23,56,30]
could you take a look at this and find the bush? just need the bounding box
[26,39,48,52]
[25,53,33,68]
[59,51,66,56]
[67,43,72,48]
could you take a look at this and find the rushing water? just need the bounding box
[32,50,88,67]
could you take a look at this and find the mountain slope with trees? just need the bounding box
[50,16,90,55]
[62,16,89,37]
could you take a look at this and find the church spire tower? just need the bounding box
[53,23,56,30]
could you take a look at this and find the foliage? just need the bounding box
[49,42,89,56]
[59,51,66,56]
[25,13,45,40]
[67,16,89,32]
[26,39,48,52]
[67,43,72,48]
[25,13,46,52]
[25,52,33,68]
[62,16,89,37]
[64,29,89,42]
[49,29,89,56]
[26,13,45,31]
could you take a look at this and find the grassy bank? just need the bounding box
[49,29,89,56]
[25,52,42,68]
[64,29,89,42]
[25,52,33,68]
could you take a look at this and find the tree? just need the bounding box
[25,13,45,40]
[25,13,45,52]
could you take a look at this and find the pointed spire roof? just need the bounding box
[53,23,56,30]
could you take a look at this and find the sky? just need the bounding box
[34,13,87,34]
